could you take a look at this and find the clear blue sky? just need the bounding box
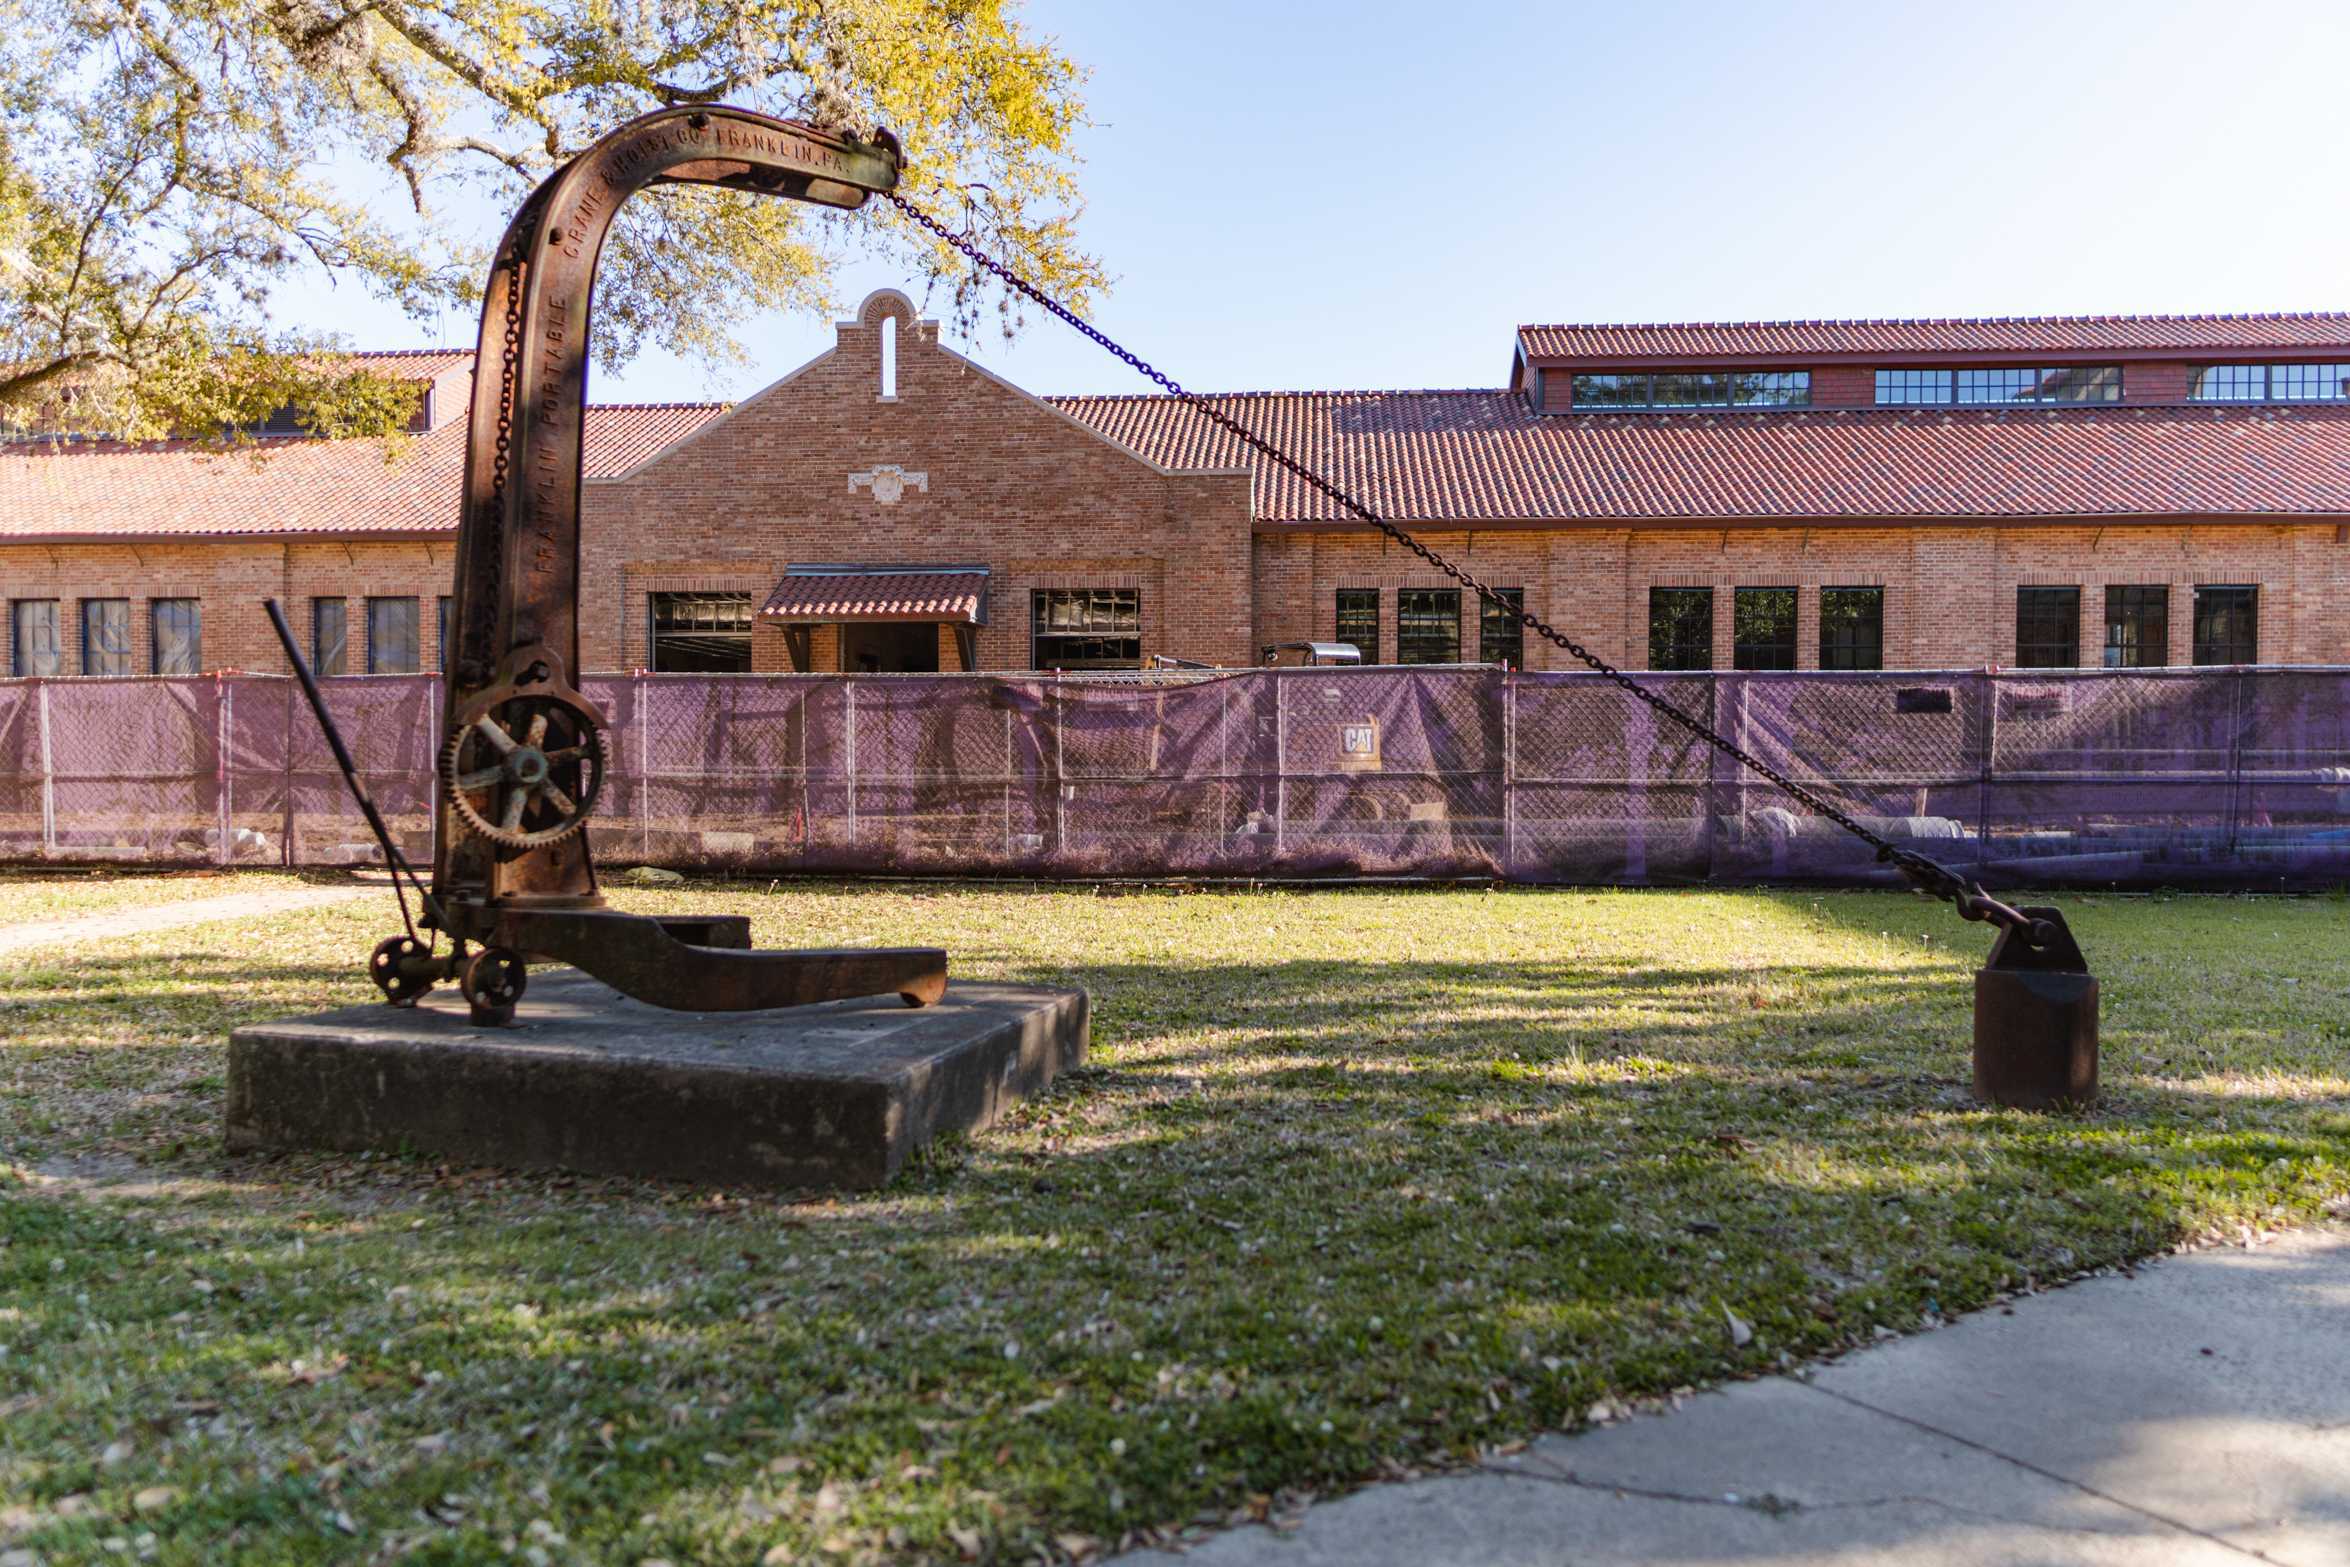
[275,0,2350,403]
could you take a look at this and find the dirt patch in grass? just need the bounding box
[1,883,2345,1564]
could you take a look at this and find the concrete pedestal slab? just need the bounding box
[226,972,1087,1189]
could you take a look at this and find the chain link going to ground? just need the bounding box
[887,191,2036,937]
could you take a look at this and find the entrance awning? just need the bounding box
[757,563,989,624]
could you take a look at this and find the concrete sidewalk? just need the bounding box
[1116,1226,2350,1566]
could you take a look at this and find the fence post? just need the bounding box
[35,679,55,859]
[2225,665,2249,860]
[1702,675,1725,885]
[1051,685,1066,859]
[215,674,234,867]
[845,678,858,848]
[637,670,652,862]
[280,679,296,867]
[1976,667,1999,879]
[1503,671,1519,876]
[1002,705,1015,858]
[1273,671,1287,859]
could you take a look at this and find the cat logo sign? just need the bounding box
[1337,717,1382,772]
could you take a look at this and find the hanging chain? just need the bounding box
[888,190,2040,937]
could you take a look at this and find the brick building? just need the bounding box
[5,294,2349,677]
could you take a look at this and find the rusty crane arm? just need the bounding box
[365,106,947,1023]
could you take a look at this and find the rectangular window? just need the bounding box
[2102,585,2169,669]
[312,599,347,677]
[2189,362,2350,403]
[1334,588,1380,665]
[1883,366,2121,405]
[2189,364,2266,401]
[150,599,201,675]
[438,596,454,673]
[1395,588,1462,664]
[1956,367,2043,405]
[1571,370,1809,410]
[1818,586,1884,671]
[1569,373,1654,409]
[1724,371,1811,407]
[2039,365,2124,402]
[1876,368,1953,405]
[649,591,753,673]
[1479,588,1525,668]
[367,596,421,674]
[2014,586,2081,669]
[2192,585,2258,665]
[1647,587,1713,670]
[80,598,130,677]
[1732,586,1798,671]
[9,599,60,677]
[2269,362,2350,402]
[1031,588,1141,670]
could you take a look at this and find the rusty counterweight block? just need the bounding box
[1972,907,2099,1111]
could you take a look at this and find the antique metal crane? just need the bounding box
[351,106,946,1024]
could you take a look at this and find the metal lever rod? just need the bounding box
[263,598,449,934]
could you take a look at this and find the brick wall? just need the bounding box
[580,290,1256,672]
[0,538,457,675]
[1263,522,2347,670]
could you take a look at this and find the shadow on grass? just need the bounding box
[3,912,2344,1562]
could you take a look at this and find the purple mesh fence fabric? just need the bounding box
[1,668,2343,888]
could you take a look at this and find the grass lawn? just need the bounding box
[2,877,2346,1565]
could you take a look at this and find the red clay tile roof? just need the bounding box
[759,568,989,623]
[1515,313,2350,363]
[339,347,477,380]
[0,402,725,540]
[1049,392,2350,524]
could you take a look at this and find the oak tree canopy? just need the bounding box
[0,0,1102,438]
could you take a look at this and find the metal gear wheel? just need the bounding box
[441,689,606,849]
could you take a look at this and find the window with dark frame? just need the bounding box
[1648,587,1713,670]
[2014,586,2081,669]
[1568,370,1809,410]
[10,599,60,677]
[438,596,453,673]
[1732,586,1798,671]
[649,592,754,673]
[1479,588,1525,668]
[1031,588,1141,670]
[1334,588,1379,665]
[2102,585,2169,669]
[1818,586,1884,671]
[1881,366,2122,405]
[313,599,348,677]
[80,598,130,677]
[2189,362,2350,402]
[367,596,421,674]
[2192,585,2258,665]
[1875,369,1952,405]
[150,599,201,675]
[1395,588,1462,664]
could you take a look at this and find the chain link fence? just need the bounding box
[1,667,2344,889]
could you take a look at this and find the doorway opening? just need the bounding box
[840,622,939,673]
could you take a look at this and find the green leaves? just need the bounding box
[0,0,1101,437]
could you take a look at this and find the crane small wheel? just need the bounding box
[369,935,435,1006]
[459,946,528,1026]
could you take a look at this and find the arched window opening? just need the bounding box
[879,315,898,400]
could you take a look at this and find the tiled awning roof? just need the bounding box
[758,565,990,623]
